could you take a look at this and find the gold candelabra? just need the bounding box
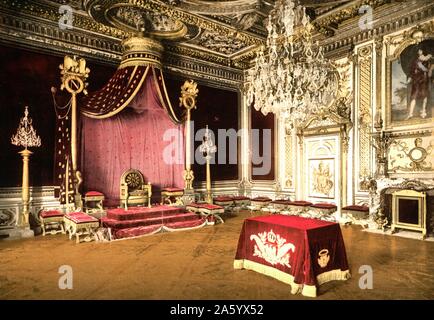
[199,125,217,204]
[11,106,41,228]
[179,80,198,194]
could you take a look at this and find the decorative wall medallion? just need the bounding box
[389,137,433,172]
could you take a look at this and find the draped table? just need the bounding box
[234,215,350,297]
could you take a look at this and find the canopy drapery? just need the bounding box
[80,65,183,124]
[54,63,185,205]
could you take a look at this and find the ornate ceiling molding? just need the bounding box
[179,0,261,15]
[83,0,265,45]
[0,0,433,79]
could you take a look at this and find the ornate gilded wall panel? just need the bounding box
[356,44,373,191]
[284,130,293,189]
[388,134,434,174]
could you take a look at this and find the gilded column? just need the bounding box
[19,149,32,227]
[355,44,374,192]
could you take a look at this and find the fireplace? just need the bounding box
[368,179,434,235]
[391,190,427,238]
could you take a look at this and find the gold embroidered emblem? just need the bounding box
[250,230,295,268]
[318,249,330,268]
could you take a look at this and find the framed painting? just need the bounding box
[387,39,434,128]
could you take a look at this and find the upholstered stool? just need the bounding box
[186,203,203,213]
[310,203,338,215]
[214,196,234,208]
[84,191,105,216]
[197,203,225,224]
[161,187,184,206]
[251,197,272,208]
[287,201,313,213]
[342,205,369,219]
[231,196,250,207]
[39,209,65,236]
[64,212,100,244]
[271,199,292,211]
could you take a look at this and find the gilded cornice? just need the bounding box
[313,0,389,36]
[322,1,434,59]
[0,0,128,39]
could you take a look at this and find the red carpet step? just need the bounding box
[106,205,184,221]
[100,205,207,240]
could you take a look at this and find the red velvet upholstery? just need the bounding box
[100,205,208,239]
[162,188,184,192]
[85,191,104,197]
[198,204,224,210]
[251,197,272,202]
[311,203,337,209]
[271,200,292,205]
[289,201,313,207]
[40,210,64,218]
[186,203,203,208]
[231,196,250,200]
[342,205,369,212]
[214,196,233,202]
[65,212,98,224]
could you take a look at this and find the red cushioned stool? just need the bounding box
[231,196,250,207]
[84,191,105,217]
[251,197,272,208]
[214,196,234,208]
[342,205,369,219]
[197,203,225,225]
[161,187,184,206]
[310,203,338,215]
[64,212,100,243]
[186,202,203,213]
[39,209,65,236]
[287,201,313,213]
[271,199,292,210]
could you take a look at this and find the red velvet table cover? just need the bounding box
[234,215,350,297]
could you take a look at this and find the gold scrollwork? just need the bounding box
[389,138,433,172]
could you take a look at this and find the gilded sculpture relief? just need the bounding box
[311,160,334,198]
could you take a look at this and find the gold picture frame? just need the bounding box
[385,23,434,129]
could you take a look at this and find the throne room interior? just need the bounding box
[0,0,433,300]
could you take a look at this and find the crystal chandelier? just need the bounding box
[246,0,338,126]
